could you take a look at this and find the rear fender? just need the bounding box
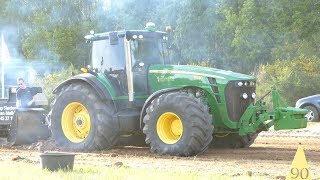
[53,73,112,100]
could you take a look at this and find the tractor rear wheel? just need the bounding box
[143,91,213,156]
[50,82,118,151]
[210,133,258,148]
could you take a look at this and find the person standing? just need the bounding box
[16,78,35,108]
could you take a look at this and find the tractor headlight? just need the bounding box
[138,35,143,39]
[241,93,248,99]
[145,22,156,31]
[251,93,256,99]
[132,35,137,39]
[238,82,243,86]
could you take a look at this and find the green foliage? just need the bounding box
[174,0,219,67]
[256,55,320,106]
[187,60,212,68]
[214,0,320,73]
[1,0,319,71]
[1,0,101,68]
[34,65,78,105]
[19,1,98,67]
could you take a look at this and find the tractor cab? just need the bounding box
[84,23,170,98]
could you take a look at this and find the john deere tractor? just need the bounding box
[49,23,307,156]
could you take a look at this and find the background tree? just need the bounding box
[256,56,320,106]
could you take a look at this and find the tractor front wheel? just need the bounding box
[50,82,118,151]
[143,91,213,156]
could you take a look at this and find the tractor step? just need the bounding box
[113,109,140,133]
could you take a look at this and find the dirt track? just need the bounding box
[0,126,319,179]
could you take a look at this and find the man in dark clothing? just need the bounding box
[16,78,35,108]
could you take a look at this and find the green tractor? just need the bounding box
[49,23,307,156]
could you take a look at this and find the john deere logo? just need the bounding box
[156,76,174,82]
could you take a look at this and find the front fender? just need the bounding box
[139,88,180,129]
[53,73,112,100]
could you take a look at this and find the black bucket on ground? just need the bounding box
[40,153,75,171]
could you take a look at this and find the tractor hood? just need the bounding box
[149,65,255,81]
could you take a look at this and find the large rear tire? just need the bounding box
[50,82,118,151]
[210,133,258,148]
[143,91,213,156]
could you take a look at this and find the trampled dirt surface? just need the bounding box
[0,124,319,179]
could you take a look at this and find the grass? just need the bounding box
[0,160,266,180]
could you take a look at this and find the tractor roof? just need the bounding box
[84,30,166,41]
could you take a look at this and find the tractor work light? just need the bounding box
[145,22,156,31]
[241,93,248,99]
[237,81,256,87]
[80,68,88,73]
[81,65,92,73]
[252,93,256,99]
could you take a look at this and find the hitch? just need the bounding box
[270,87,308,130]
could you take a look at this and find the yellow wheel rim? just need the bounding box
[62,102,91,143]
[156,112,183,144]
